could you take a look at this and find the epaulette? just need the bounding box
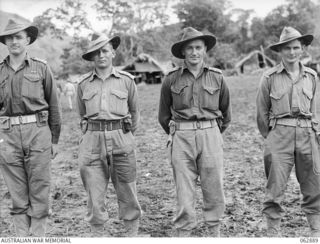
[208,67,222,74]
[118,70,135,80]
[31,57,47,64]
[0,60,3,65]
[304,66,317,77]
[78,72,92,84]
[263,65,279,77]
[166,66,180,75]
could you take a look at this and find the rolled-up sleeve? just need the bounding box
[256,75,271,138]
[158,76,172,134]
[43,65,61,144]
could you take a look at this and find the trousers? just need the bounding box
[168,125,225,230]
[263,125,320,219]
[0,123,52,235]
[78,129,141,225]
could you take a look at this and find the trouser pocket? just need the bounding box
[310,130,320,175]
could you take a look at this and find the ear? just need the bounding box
[26,36,31,45]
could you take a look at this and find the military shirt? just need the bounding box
[77,67,140,132]
[158,63,231,134]
[0,54,61,144]
[256,61,318,138]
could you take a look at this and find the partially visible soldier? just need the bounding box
[0,19,61,236]
[63,79,75,111]
[256,26,320,237]
[158,27,231,237]
[77,33,141,237]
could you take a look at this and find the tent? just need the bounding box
[122,53,171,84]
[235,50,276,75]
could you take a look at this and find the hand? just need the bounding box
[51,144,58,159]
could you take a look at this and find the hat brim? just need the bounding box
[82,36,120,61]
[171,35,216,59]
[0,25,38,45]
[269,34,313,52]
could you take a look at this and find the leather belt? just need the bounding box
[274,118,312,128]
[10,114,37,125]
[175,120,217,130]
[87,120,123,131]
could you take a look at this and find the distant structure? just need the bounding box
[235,49,275,75]
[121,53,175,84]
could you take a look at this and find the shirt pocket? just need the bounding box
[270,90,290,116]
[171,84,191,110]
[21,73,43,100]
[201,85,220,110]
[110,89,128,116]
[300,87,313,113]
[82,89,100,117]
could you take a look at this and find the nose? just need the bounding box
[12,37,18,44]
[98,50,104,57]
[289,48,295,55]
[191,47,197,54]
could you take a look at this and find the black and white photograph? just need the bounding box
[0,0,320,240]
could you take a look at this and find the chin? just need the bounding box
[97,64,110,69]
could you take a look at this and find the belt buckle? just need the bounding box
[110,122,113,131]
[19,115,23,124]
[196,121,201,129]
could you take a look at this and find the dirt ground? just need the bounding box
[0,74,315,237]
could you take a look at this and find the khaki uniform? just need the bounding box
[0,54,61,236]
[256,62,320,220]
[77,68,141,230]
[158,64,231,233]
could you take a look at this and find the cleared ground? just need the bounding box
[0,74,317,237]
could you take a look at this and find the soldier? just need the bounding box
[63,79,76,111]
[256,26,320,237]
[77,33,141,237]
[0,19,61,236]
[158,27,231,237]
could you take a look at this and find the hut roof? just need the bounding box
[235,50,276,68]
[122,53,166,74]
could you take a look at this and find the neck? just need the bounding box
[185,61,203,77]
[95,65,113,79]
[282,60,299,73]
[9,51,27,69]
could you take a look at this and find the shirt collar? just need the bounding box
[180,61,208,75]
[91,66,120,81]
[277,61,307,77]
[3,53,30,66]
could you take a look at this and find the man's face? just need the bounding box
[182,39,207,66]
[279,39,303,65]
[92,43,115,69]
[4,30,30,56]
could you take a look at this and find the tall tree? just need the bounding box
[93,0,171,63]
[173,0,234,43]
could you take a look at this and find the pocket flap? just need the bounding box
[203,85,220,94]
[171,85,188,94]
[24,74,41,82]
[302,88,313,100]
[111,89,128,99]
[82,90,98,100]
[270,92,286,100]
